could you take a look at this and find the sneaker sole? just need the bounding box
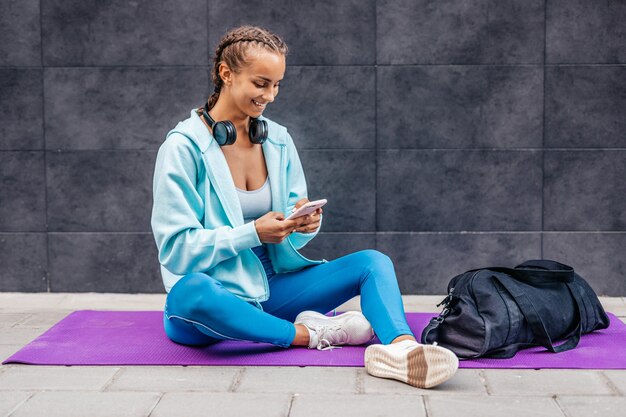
[364,343,458,389]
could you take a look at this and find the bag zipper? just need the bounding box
[436,287,456,319]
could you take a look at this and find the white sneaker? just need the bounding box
[294,310,376,351]
[364,340,459,388]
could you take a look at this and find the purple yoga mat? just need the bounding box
[3,311,626,369]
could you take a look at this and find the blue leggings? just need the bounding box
[163,247,415,348]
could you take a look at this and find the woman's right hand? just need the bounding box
[254,211,309,244]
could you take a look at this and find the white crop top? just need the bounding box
[236,176,272,224]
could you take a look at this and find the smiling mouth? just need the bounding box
[252,99,267,109]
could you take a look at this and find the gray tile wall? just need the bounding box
[1,0,624,295]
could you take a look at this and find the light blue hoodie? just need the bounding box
[151,109,328,308]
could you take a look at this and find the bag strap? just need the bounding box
[484,342,542,359]
[516,259,573,271]
[515,259,575,282]
[421,316,444,344]
[486,261,575,285]
[493,275,582,353]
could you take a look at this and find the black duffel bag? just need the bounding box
[421,259,610,359]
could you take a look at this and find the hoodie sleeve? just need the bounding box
[151,134,262,276]
[284,130,323,250]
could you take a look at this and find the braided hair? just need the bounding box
[207,25,288,111]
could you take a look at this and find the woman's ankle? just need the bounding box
[390,334,417,344]
[291,324,311,346]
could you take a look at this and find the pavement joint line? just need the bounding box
[286,392,298,417]
[5,391,36,417]
[9,314,34,328]
[320,390,483,397]
[100,367,124,391]
[57,294,70,307]
[422,394,432,417]
[228,367,246,392]
[146,392,164,417]
[599,370,624,396]
[478,369,493,395]
[553,395,572,417]
[355,368,365,394]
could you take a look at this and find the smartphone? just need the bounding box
[285,199,327,220]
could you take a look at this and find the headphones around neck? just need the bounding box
[201,101,268,146]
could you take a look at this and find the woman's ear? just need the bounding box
[218,62,233,86]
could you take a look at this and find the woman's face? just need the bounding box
[227,48,286,117]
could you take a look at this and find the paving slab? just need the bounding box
[557,395,626,417]
[332,295,443,313]
[105,366,240,392]
[235,366,358,393]
[151,392,291,417]
[0,293,68,310]
[0,391,33,416]
[426,395,564,417]
[290,393,426,417]
[603,370,626,395]
[58,293,166,310]
[0,328,45,345]
[0,345,23,363]
[483,369,616,396]
[8,391,161,417]
[404,295,446,313]
[12,311,73,328]
[0,313,32,328]
[0,292,625,417]
[600,296,626,311]
[0,366,120,391]
[361,368,487,395]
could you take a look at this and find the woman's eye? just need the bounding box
[255,83,280,88]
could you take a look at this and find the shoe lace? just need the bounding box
[313,324,346,351]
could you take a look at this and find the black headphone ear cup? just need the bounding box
[214,120,237,146]
[249,119,268,144]
[201,103,236,146]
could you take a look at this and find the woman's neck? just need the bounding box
[209,96,251,134]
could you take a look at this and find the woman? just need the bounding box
[151,25,458,389]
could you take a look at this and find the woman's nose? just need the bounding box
[263,89,275,102]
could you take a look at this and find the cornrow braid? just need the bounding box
[207,25,288,110]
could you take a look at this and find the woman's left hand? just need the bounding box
[292,198,323,234]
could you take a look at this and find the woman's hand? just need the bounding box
[254,211,309,244]
[291,198,323,234]
[253,198,324,243]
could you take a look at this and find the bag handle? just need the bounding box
[493,276,582,353]
[486,259,575,285]
[421,315,445,345]
[515,260,575,282]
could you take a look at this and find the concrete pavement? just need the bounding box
[1,293,625,417]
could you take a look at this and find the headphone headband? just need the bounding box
[199,102,268,147]
[202,102,215,127]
